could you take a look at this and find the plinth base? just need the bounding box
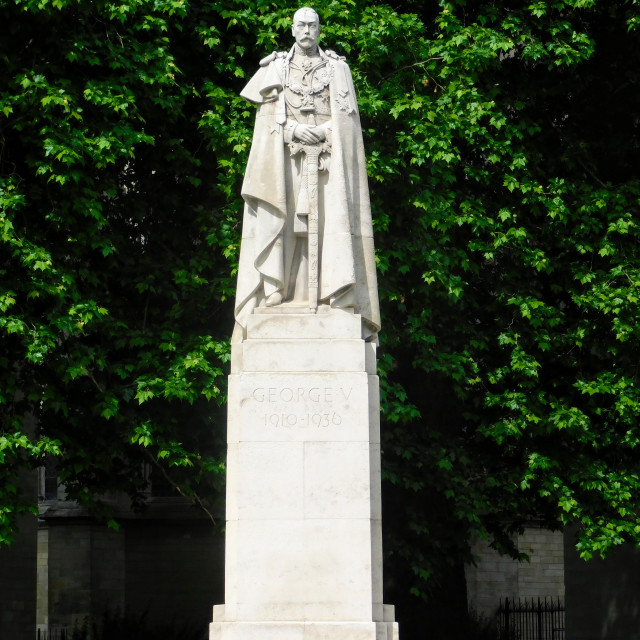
[214,310,398,638]
[210,605,399,640]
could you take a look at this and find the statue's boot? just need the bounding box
[265,291,283,307]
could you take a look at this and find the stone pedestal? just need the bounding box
[211,307,398,640]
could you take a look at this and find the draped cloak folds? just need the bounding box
[233,47,381,341]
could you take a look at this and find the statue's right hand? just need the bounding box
[294,124,321,144]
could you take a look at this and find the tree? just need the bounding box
[0,0,239,537]
[2,0,640,632]
[361,0,640,617]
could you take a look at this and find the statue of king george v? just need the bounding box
[233,7,381,341]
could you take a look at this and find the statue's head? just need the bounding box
[292,7,321,49]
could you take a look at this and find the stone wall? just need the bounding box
[0,414,38,638]
[37,527,49,630]
[0,506,37,638]
[125,519,224,630]
[465,524,565,619]
[39,507,224,635]
[517,527,565,598]
[44,520,120,631]
[565,528,640,640]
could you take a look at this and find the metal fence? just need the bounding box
[498,597,565,640]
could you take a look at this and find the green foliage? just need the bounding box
[357,0,640,602]
[3,0,640,622]
[0,0,240,541]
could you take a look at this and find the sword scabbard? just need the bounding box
[304,143,321,311]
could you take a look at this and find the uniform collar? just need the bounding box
[286,44,328,63]
[294,42,319,57]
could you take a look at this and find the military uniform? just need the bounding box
[235,44,381,339]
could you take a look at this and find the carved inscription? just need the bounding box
[251,385,353,430]
[252,386,353,403]
[264,412,342,428]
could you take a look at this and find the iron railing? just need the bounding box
[498,597,565,640]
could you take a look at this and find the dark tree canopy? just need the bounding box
[2,0,640,624]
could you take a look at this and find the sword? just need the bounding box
[291,138,328,311]
[290,112,330,310]
[303,143,321,311]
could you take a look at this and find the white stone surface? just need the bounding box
[222,517,376,619]
[210,620,389,640]
[226,442,305,520]
[242,338,367,372]
[213,307,397,638]
[365,341,378,374]
[248,308,361,339]
[303,441,373,519]
[227,371,373,443]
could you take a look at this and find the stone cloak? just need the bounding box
[234,48,381,340]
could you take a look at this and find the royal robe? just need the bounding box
[234,47,381,340]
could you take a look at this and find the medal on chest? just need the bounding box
[286,60,333,113]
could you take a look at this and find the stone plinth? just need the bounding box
[211,307,398,640]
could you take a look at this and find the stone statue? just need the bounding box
[233,7,381,341]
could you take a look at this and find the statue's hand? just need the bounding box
[312,125,328,142]
[294,124,322,144]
